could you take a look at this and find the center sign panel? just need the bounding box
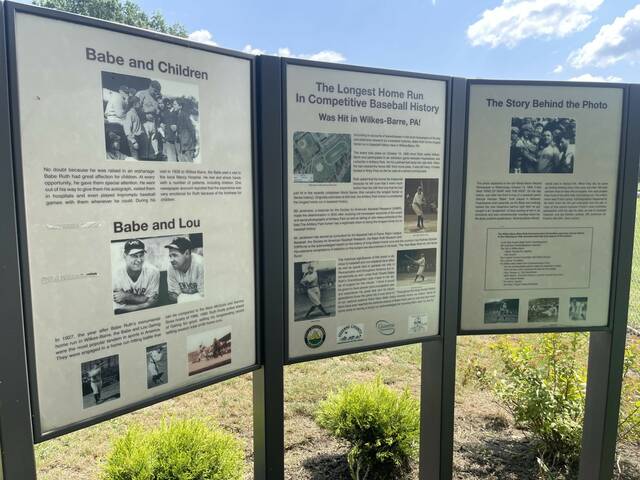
[10,11,257,437]
[460,81,623,332]
[285,62,447,360]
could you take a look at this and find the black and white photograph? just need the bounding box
[103,71,200,162]
[111,233,204,315]
[509,117,576,173]
[404,178,438,233]
[569,297,588,321]
[293,132,351,183]
[146,343,168,388]
[81,354,120,409]
[527,297,560,323]
[187,326,232,376]
[484,299,519,324]
[396,248,437,287]
[294,260,336,321]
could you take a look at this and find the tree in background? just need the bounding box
[32,0,187,37]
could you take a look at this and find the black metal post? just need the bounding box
[253,55,286,480]
[0,2,37,478]
[419,77,466,480]
[578,84,640,479]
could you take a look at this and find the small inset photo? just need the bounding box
[187,326,232,376]
[396,248,436,287]
[404,178,438,233]
[294,260,336,321]
[293,132,351,183]
[111,233,204,315]
[103,71,200,162]
[81,354,120,409]
[484,299,519,324]
[527,298,560,323]
[569,297,588,321]
[408,314,429,334]
[509,117,575,173]
[146,343,168,389]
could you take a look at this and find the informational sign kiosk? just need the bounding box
[461,81,625,333]
[5,2,259,441]
[283,60,449,361]
[1,3,639,480]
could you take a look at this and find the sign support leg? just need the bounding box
[253,55,286,480]
[0,2,37,478]
[419,77,466,480]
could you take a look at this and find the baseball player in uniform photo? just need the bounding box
[87,361,103,405]
[300,264,330,319]
[412,185,425,230]
[413,253,426,282]
[147,346,166,387]
[112,239,160,314]
[499,301,509,322]
[165,237,205,303]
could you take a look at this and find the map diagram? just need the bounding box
[293,132,351,183]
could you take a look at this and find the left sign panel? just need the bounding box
[9,9,257,437]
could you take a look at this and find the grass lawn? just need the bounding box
[33,332,639,479]
[629,200,640,329]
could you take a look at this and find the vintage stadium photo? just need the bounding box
[293,132,351,183]
[527,297,560,323]
[187,326,232,376]
[483,299,519,324]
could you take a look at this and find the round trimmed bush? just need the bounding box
[316,377,420,480]
[102,418,244,480]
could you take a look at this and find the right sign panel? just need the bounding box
[460,82,623,332]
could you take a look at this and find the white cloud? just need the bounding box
[568,73,623,82]
[568,4,640,68]
[188,29,217,46]
[553,64,564,73]
[242,44,266,55]
[467,0,603,48]
[301,50,347,63]
[242,45,346,63]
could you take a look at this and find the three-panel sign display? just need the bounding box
[3,3,626,439]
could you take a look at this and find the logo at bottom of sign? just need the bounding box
[337,324,364,344]
[408,314,429,334]
[304,325,326,348]
[376,319,396,336]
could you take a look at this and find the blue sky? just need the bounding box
[84,1,640,82]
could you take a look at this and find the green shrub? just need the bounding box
[316,377,420,480]
[492,333,640,471]
[491,333,587,468]
[102,418,244,480]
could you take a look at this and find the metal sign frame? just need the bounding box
[3,0,262,442]
[280,57,452,364]
[0,5,637,479]
[458,79,629,336]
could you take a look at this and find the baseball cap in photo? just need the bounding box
[124,239,146,255]
[165,237,192,251]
